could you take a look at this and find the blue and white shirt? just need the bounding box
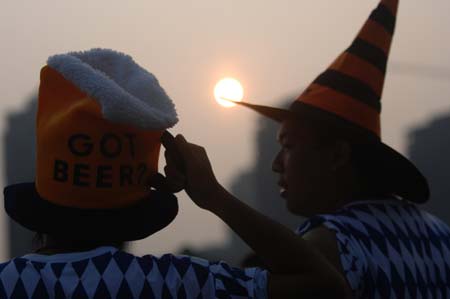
[297,198,450,298]
[0,247,267,299]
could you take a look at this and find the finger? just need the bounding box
[163,158,186,182]
[147,173,170,192]
[174,134,196,158]
[164,150,177,167]
[164,164,186,182]
[161,131,176,149]
[149,172,184,193]
[163,167,185,192]
[164,133,198,159]
[164,179,184,193]
[188,143,207,155]
[174,133,188,145]
[164,150,188,181]
[161,131,186,171]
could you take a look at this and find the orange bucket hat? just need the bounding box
[229,0,430,203]
[4,49,179,241]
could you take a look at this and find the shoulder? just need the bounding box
[302,226,344,275]
[298,199,413,237]
[302,226,353,298]
[136,253,267,298]
[301,212,379,296]
[0,258,19,276]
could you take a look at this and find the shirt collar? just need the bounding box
[22,246,119,262]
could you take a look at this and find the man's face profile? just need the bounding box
[272,118,337,216]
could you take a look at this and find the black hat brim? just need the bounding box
[4,182,178,242]
[352,141,429,203]
[233,100,430,203]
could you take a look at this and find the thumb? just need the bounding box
[147,172,171,192]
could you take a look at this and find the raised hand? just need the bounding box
[161,132,221,210]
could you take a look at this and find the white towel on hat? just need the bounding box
[47,48,178,130]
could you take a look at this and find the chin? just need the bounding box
[285,194,319,217]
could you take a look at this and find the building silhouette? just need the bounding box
[3,96,37,258]
[408,112,450,225]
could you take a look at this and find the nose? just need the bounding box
[272,150,283,173]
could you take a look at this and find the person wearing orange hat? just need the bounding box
[163,0,450,298]
[1,49,347,298]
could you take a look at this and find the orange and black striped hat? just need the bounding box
[295,0,397,138]
[232,0,430,203]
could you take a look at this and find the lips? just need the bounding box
[278,180,288,198]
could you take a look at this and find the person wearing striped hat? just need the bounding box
[1,49,347,298]
[163,0,450,298]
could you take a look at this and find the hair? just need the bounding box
[298,116,399,199]
[32,232,125,253]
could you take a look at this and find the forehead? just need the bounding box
[278,118,317,141]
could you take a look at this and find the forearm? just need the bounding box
[208,184,335,276]
[161,133,347,297]
[268,273,348,299]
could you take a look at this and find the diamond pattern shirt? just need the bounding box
[0,247,267,299]
[296,199,450,298]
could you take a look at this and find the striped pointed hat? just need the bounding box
[233,0,430,203]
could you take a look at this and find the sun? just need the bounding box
[214,78,244,108]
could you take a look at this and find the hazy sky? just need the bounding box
[1,0,450,259]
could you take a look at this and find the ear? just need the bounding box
[330,140,352,171]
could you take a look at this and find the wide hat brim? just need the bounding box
[4,182,179,242]
[233,101,430,203]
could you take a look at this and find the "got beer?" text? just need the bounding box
[53,133,151,188]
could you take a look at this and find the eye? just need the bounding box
[281,142,295,149]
